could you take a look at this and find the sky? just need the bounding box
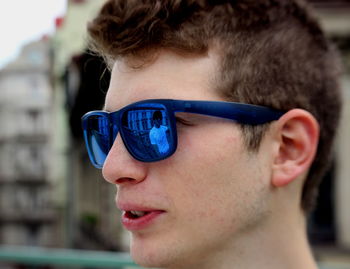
[0,0,67,68]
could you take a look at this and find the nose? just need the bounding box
[102,135,148,185]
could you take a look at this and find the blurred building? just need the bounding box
[0,38,58,246]
[51,0,123,250]
[306,0,350,249]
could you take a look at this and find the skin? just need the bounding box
[102,50,320,269]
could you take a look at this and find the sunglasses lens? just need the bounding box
[121,104,174,162]
[84,114,112,168]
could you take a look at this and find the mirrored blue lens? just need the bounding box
[121,104,174,162]
[84,114,111,168]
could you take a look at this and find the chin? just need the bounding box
[131,248,171,268]
[130,235,160,267]
[130,235,184,269]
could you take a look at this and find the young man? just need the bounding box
[82,0,342,268]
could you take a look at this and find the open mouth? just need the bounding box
[125,210,150,219]
[121,209,165,230]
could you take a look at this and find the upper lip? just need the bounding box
[117,201,165,212]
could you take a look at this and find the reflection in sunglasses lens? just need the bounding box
[122,106,171,161]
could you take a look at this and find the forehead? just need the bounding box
[104,50,223,111]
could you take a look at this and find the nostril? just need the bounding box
[115,177,136,184]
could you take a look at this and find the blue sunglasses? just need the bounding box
[82,99,285,168]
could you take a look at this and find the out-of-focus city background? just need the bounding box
[0,0,349,268]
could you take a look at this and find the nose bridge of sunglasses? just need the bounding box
[109,112,119,141]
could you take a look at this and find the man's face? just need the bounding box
[103,50,273,268]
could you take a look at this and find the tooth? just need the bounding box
[131,211,146,217]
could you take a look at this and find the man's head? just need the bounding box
[88,0,342,212]
[152,110,163,128]
[86,0,342,267]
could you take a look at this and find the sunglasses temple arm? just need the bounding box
[174,100,284,125]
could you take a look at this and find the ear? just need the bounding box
[272,109,319,187]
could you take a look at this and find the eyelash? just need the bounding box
[175,116,194,126]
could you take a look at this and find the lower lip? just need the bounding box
[121,211,165,231]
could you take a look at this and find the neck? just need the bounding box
[228,211,317,269]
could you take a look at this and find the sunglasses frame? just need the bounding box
[82,99,285,168]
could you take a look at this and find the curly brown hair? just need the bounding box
[87,0,342,212]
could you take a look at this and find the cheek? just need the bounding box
[169,126,249,210]
[178,123,243,163]
[174,125,268,217]
[181,125,244,185]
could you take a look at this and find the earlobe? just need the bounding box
[272,109,319,187]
